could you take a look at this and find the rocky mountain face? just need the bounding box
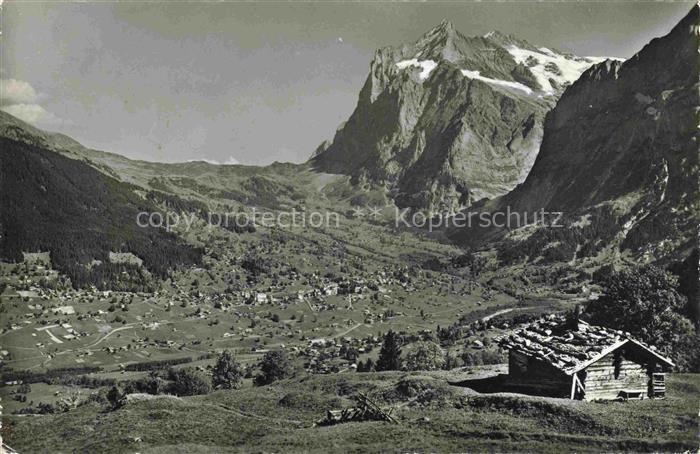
[311,21,609,212]
[453,6,699,265]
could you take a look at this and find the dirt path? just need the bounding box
[85,323,137,348]
[481,308,516,322]
[44,329,64,344]
[334,323,363,339]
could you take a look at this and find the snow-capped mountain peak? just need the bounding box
[506,45,614,95]
[390,22,616,97]
[312,20,620,212]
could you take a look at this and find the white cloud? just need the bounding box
[1,103,61,125]
[186,155,240,165]
[1,78,38,105]
[0,78,62,126]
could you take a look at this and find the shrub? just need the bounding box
[404,341,445,371]
[212,350,244,390]
[254,350,295,386]
[169,367,211,396]
[126,371,167,395]
[357,358,374,372]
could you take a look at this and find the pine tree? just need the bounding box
[375,330,402,371]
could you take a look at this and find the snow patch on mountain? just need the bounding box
[506,45,611,95]
[186,156,240,165]
[396,59,438,81]
[460,69,533,95]
[537,47,558,57]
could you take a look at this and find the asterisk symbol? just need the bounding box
[352,206,366,218]
[367,205,382,219]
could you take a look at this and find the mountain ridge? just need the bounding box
[310,21,612,212]
[450,5,699,266]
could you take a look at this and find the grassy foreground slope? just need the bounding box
[5,371,698,453]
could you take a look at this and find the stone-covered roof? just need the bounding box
[498,315,674,375]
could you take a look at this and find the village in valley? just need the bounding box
[0,211,527,402]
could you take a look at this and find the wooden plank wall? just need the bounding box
[583,351,648,401]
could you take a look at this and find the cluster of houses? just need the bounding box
[301,335,382,374]
[102,337,179,355]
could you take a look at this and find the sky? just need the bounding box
[0,1,694,165]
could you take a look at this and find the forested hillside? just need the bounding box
[0,137,202,289]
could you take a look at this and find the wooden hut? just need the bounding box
[498,315,674,401]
